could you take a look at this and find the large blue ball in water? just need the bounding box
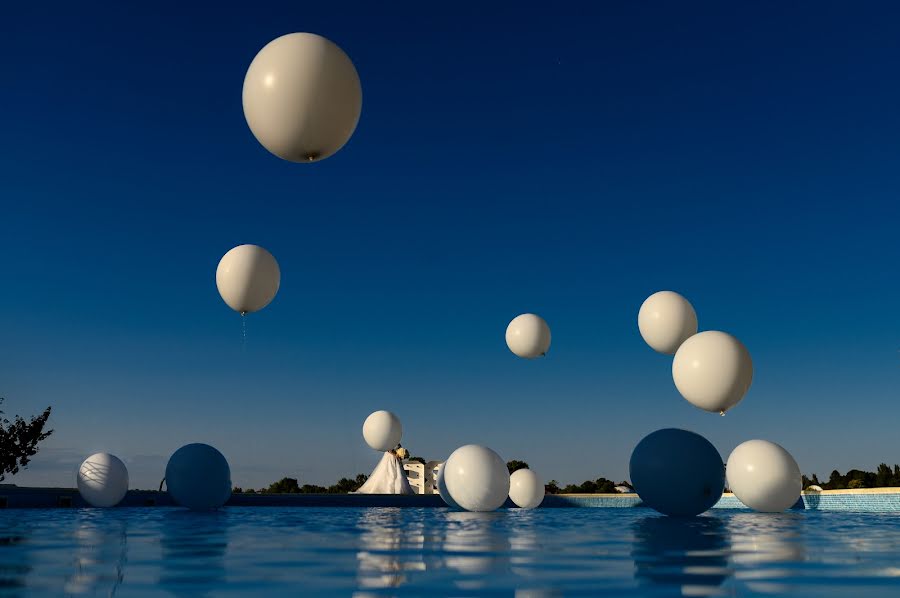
[629,429,724,517]
[165,444,232,510]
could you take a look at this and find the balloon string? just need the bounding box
[241,313,247,352]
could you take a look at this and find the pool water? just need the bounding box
[1,507,898,596]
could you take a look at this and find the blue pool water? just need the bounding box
[1,507,898,596]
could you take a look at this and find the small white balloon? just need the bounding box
[726,440,801,513]
[443,445,510,512]
[362,410,402,452]
[509,468,544,509]
[216,244,281,314]
[638,291,698,354]
[505,314,551,359]
[672,330,753,414]
[436,464,461,509]
[166,444,232,510]
[243,32,362,163]
[77,453,129,507]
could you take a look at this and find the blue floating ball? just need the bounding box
[165,443,232,510]
[629,428,724,517]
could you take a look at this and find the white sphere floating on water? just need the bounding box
[726,439,801,513]
[505,314,551,359]
[509,468,544,509]
[216,244,281,315]
[362,410,402,452]
[638,291,698,355]
[672,330,753,415]
[629,428,725,517]
[443,444,510,512]
[165,444,232,510]
[77,453,129,507]
[436,465,461,509]
[243,32,362,163]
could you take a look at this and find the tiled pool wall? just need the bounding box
[1,487,898,511]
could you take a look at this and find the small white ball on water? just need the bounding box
[505,314,551,359]
[672,330,753,414]
[726,439,801,512]
[638,290,698,354]
[443,445,510,512]
[362,410,402,451]
[509,468,544,509]
[165,443,232,510]
[77,453,129,507]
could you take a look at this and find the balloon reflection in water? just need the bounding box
[632,515,731,596]
[158,510,229,597]
[355,508,425,590]
[64,514,127,595]
[727,512,805,594]
[442,511,511,590]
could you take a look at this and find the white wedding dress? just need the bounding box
[354,452,414,495]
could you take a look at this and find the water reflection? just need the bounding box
[64,513,127,595]
[728,512,805,594]
[158,510,229,597]
[632,515,731,596]
[354,508,426,591]
[0,532,31,590]
[442,511,511,590]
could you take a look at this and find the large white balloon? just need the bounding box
[243,32,362,163]
[216,244,281,314]
[443,445,510,512]
[436,465,461,509]
[77,453,129,507]
[505,314,551,359]
[362,410,402,451]
[509,468,544,509]
[672,330,753,414]
[629,428,725,517]
[638,291,698,355]
[165,444,232,510]
[726,440,801,513]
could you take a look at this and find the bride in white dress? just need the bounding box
[355,445,414,495]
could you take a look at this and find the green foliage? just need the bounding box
[266,477,301,493]
[0,398,53,482]
[507,460,529,474]
[260,473,369,494]
[545,480,560,494]
[805,465,900,490]
[848,479,865,489]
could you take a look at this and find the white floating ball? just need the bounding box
[505,314,551,359]
[165,444,232,510]
[362,410,402,451]
[443,445,510,512]
[509,468,544,509]
[243,32,362,163]
[436,464,461,509]
[726,440,801,512]
[629,428,725,517]
[672,330,753,414]
[77,453,129,507]
[638,291,698,354]
[216,244,281,314]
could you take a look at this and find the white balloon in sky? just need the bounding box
[672,330,753,414]
[443,444,510,512]
[362,410,402,452]
[243,32,362,163]
[509,468,544,509]
[77,453,129,507]
[638,291,698,354]
[726,440,801,513]
[216,244,281,314]
[505,314,551,359]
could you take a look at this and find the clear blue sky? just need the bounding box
[1,2,897,490]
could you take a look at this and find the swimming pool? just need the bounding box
[1,507,898,596]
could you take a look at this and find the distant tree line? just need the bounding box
[803,464,900,490]
[544,477,633,494]
[234,473,369,495]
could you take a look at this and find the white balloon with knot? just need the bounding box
[362,410,402,451]
[216,244,281,315]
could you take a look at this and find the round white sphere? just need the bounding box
[165,444,232,510]
[629,428,725,517]
[77,453,129,507]
[672,330,753,414]
[638,291,698,354]
[443,445,510,512]
[216,244,281,314]
[362,410,402,451]
[509,468,544,509]
[505,314,551,359]
[726,440,801,512]
[243,32,362,163]
[436,465,461,509]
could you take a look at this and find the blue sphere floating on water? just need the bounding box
[165,443,232,510]
[629,428,724,517]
